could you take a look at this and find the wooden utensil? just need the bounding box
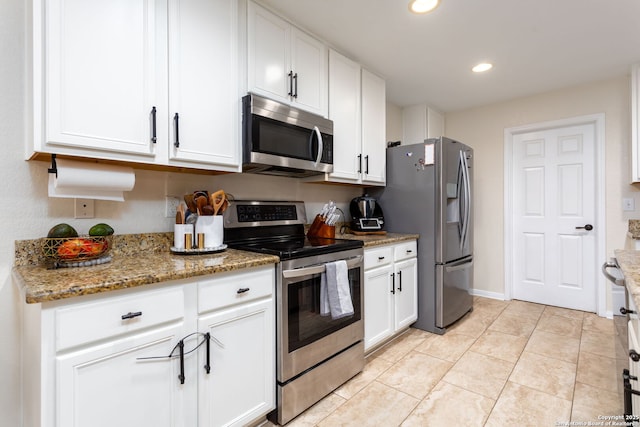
[210,190,226,215]
[196,195,207,215]
[184,194,197,213]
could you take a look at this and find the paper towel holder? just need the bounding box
[48,154,58,177]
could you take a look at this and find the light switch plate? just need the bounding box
[165,196,180,218]
[74,198,95,219]
[623,198,635,212]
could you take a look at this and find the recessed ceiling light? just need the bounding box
[472,63,493,73]
[409,0,439,14]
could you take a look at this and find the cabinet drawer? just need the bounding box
[198,266,275,313]
[394,241,417,262]
[55,286,184,351]
[364,246,394,270]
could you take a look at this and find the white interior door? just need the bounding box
[510,122,599,311]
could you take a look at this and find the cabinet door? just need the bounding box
[290,28,327,116]
[632,64,640,183]
[361,69,386,185]
[247,2,290,103]
[168,0,240,170]
[364,265,394,352]
[57,323,186,427]
[328,49,361,182]
[198,298,275,427]
[44,0,163,158]
[394,257,418,331]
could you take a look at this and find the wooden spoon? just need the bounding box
[196,195,207,216]
[210,190,226,215]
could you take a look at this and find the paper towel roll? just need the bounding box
[48,159,136,201]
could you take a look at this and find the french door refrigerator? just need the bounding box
[371,137,473,334]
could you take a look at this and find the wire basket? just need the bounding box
[43,236,113,262]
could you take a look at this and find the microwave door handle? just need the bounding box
[282,255,363,278]
[311,126,323,166]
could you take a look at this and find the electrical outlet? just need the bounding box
[624,198,636,212]
[165,196,180,218]
[74,198,95,219]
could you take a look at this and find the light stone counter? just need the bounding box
[13,232,278,304]
[338,232,420,247]
[614,249,640,308]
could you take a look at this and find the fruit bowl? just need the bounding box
[43,236,113,262]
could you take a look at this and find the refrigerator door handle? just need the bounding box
[445,258,474,273]
[458,150,471,250]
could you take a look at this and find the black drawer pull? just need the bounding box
[631,350,640,362]
[406,249,413,254]
[121,311,142,320]
[378,256,386,260]
[621,307,637,315]
[237,287,250,294]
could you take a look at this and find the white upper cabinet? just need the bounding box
[361,69,386,185]
[247,1,327,116]
[402,104,445,145]
[632,64,640,182]
[32,0,241,172]
[167,0,241,169]
[327,50,361,182]
[307,50,386,186]
[40,0,163,159]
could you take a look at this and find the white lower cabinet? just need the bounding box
[364,240,418,352]
[23,265,275,427]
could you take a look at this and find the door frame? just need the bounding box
[503,113,606,316]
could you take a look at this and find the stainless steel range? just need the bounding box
[224,201,365,425]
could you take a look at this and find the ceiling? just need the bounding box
[258,0,640,112]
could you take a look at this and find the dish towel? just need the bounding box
[320,260,354,319]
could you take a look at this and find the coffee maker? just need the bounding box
[350,194,385,233]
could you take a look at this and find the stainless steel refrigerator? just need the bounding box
[371,137,473,334]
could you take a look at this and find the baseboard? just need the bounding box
[470,288,506,301]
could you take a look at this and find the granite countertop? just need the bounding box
[13,233,279,304]
[339,231,420,247]
[614,249,640,308]
[627,220,640,239]
[13,231,418,305]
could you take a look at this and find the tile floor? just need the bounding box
[270,296,626,426]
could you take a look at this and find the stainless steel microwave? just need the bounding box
[242,94,333,177]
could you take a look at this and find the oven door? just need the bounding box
[278,249,364,383]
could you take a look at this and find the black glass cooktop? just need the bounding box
[228,236,363,260]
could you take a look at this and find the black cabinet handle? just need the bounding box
[391,273,395,294]
[178,339,185,384]
[378,256,385,260]
[288,71,293,96]
[121,311,142,320]
[365,155,369,174]
[358,154,362,174]
[150,107,157,143]
[631,350,640,362]
[237,287,250,294]
[293,73,298,98]
[621,307,637,315]
[174,113,180,148]
[406,250,413,254]
[398,271,402,292]
[204,332,211,374]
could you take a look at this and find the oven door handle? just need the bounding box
[282,255,363,278]
[602,259,625,287]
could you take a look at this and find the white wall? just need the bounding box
[0,0,363,423]
[445,76,635,300]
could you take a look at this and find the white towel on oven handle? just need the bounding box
[322,260,354,319]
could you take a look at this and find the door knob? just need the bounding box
[575,224,593,231]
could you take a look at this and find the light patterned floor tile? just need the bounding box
[576,351,619,392]
[488,311,538,338]
[583,312,616,335]
[509,351,577,400]
[372,328,429,363]
[401,381,494,427]
[316,381,419,427]
[580,329,620,359]
[535,312,583,338]
[485,382,572,426]
[525,329,581,363]
[502,299,545,321]
[543,305,586,320]
[448,309,498,339]
[571,382,624,423]
[442,351,514,399]
[377,351,452,399]
[470,329,528,363]
[413,331,477,362]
